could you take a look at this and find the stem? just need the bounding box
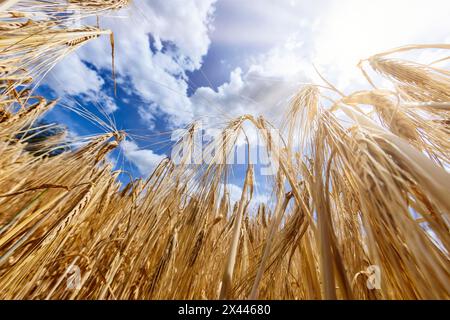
[219,166,253,300]
[0,0,20,11]
[249,189,292,300]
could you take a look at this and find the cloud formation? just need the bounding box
[121,140,165,176]
[43,0,217,172]
[190,0,450,128]
[44,54,118,113]
[42,0,450,177]
[45,0,217,124]
[190,38,310,128]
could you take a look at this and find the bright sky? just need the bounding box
[39,0,450,192]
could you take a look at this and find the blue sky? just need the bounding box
[38,0,450,196]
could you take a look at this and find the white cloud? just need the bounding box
[44,0,216,124]
[224,183,271,207]
[44,53,119,114]
[212,0,450,79]
[42,0,450,175]
[44,53,104,96]
[73,0,216,127]
[121,140,165,176]
[312,0,450,89]
[44,0,450,126]
[101,93,119,114]
[133,0,216,69]
[189,0,450,129]
[190,40,309,128]
[43,0,217,173]
[210,0,323,49]
[226,183,244,204]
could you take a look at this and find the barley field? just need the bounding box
[0,1,449,300]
